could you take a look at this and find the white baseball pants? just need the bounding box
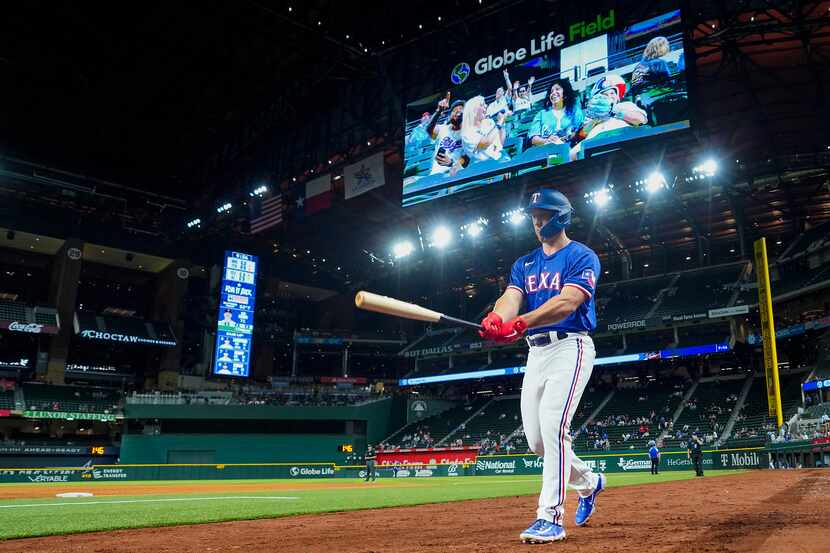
[521,333,599,525]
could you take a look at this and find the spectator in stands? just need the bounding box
[406,112,433,146]
[461,96,508,164]
[529,78,583,147]
[629,36,673,97]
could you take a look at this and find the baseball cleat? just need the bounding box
[519,519,566,543]
[575,473,605,526]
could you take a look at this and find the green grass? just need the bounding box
[0,471,745,540]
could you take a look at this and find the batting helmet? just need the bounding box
[525,189,573,239]
[591,73,627,100]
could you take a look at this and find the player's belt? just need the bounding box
[525,331,587,347]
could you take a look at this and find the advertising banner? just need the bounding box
[377,446,479,467]
[708,305,750,318]
[23,411,117,422]
[605,319,651,332]
[0,321,59,335]
[474,449,765,475]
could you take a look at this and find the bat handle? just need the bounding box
[439,315,484,331]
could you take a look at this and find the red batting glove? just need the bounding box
[479,312,503,341]
[495,317,528,344]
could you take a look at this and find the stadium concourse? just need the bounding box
[2,0,830,550]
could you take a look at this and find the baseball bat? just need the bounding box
[354,291,482,331]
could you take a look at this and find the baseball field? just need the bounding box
[0,469,827,552]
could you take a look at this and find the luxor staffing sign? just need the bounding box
[213,251,258,378]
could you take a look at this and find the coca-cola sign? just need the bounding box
[8,322,43,334]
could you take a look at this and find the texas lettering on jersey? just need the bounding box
[508,241,600,334]
[526,271,561,293]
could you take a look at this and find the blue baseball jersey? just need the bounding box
[507,241,600,334]
[649,446,660,459]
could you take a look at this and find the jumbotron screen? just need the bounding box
[402,3,690,207]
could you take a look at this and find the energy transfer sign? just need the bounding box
[213,251,258,378]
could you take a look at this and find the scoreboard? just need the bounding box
[213,251,258,377]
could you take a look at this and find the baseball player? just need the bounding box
[479,188,605,543]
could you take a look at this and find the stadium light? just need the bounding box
[584,185,613,208]
[392,241,415,259]
[186,218,201,229]
[645,171,666,194]
[249,185,268,197]
[461,217,488,239]
[216,202,232,214]
[693,159,718,177]
[594,188,610,208]
[431,226,453,249]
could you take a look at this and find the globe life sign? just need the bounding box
[450,10,616,82]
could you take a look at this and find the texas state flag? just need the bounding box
[302,174,333,216]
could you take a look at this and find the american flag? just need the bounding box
[249,193,284,234]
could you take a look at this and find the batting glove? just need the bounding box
[479,312,503,341]
[495,317,528,343]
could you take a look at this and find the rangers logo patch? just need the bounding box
[581,268,595,288]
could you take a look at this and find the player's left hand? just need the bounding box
[495,317,528,343]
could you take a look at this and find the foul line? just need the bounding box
[0,496,300,509]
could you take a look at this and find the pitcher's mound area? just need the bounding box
[2,470,827,553]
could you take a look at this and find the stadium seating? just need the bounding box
[21,383,121,414]
[726,372,806,447]
[454,396,522,452]
[651,264,744,318]
[0,390,14,410]
[382,397,490,448]
[597,274,674,324]
[583,378,687,451]
[778,221,830,263]
[624,330,675,353]
[663,377,746,448]
[676,323,731,347]
[0,300,27,322]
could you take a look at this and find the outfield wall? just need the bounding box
[120,434,359,465]
[119,397,407,465]
[0,448,766,483]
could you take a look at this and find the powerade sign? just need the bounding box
[213,251,258,378]
[452,10,617,82]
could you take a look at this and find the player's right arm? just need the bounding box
[492,287,524,321]
[480,259,525,338]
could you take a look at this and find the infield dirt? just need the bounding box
[0,469,827,552]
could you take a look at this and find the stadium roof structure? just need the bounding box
[1,1,828,296]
